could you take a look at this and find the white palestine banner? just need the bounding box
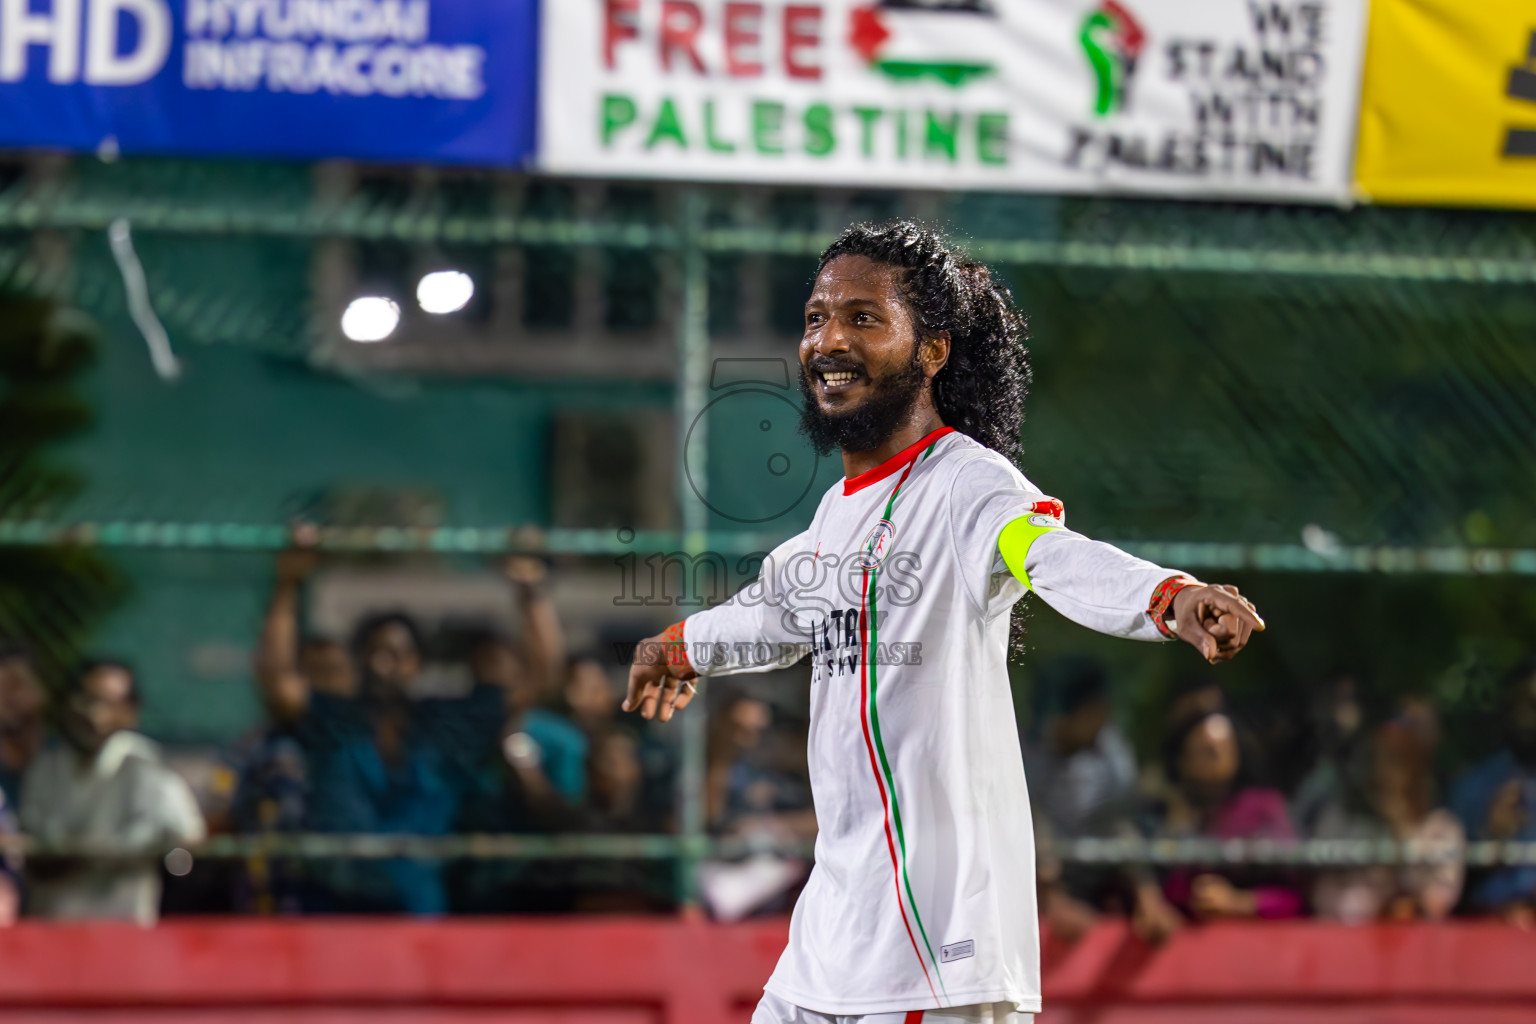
[539,0,1368,202]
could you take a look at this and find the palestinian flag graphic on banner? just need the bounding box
[850,1,1002,88]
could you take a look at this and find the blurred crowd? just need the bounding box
[215,546,687,917]
[1,552,1535,933]
[1026,656,1536,942]
[0,546,817,924]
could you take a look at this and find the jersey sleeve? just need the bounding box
[949,453,1184,642]
[682,530,815,676]
[1023,530,1186,642]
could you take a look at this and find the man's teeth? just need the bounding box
[822,371,857,384]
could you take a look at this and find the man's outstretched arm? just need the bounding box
[998,510,1264,663]
[624,532,814,722]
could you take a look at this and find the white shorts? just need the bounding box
[752,990,1034,1024]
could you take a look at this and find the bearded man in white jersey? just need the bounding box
[623,221,1265,1024]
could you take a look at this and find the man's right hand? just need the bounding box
[623,629,699,723]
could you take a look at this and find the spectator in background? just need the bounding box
[713,703,815,842]
[1291,674,1369,835]
[484,556,569,704]
[473,631,587,806]
[229,546,335,913]
[244,546,566,915]
[564,652,621,741]
[446,713,587,914]
[1451,658,1536,925]
[564,727,674,912]
[1164,675,1226,732]
[556,652,680,828]
[454,717,672,915]
[450,705,613,913]
[1136,676,1229,809]
[304,607,496,914]
[468,557,585,804]
[707,692,775,832]
[348,556,577,916]
[298,636,357,699]
[584,730,649,832]
[0,642,44,805]
[0,787,17,926]
[1312,704,1464,923]
[699,691,815,921]
[1153,710,1303,921]
[0,641,41,919]
[20,660,205,924]
[0,645,26,925]
[565,649,679,832]
[1025,658,1180,944]
[1028,659,1138,841]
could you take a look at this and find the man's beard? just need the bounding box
[798,350,928,457]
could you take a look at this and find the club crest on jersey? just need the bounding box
[1029,498,1066,524]
[859,519,897,569]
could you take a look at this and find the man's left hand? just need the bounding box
[1171,584,1264,664]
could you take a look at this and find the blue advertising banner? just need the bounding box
[0,0,537,166]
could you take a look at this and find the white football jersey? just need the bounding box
[685,428,1181,1016]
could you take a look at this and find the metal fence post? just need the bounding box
[674,187,710,909]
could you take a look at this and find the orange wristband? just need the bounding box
[659,620,692,673]
[1149,575,1201,639]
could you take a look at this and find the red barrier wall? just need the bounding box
[1,918,1534,1024]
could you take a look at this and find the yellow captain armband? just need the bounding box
[999,507,1065,592]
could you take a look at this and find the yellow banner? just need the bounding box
[1356,0,1536,208]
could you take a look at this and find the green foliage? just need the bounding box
[1015,270,1536,550]
[0,292,124,685]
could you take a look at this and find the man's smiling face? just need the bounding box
[799,255,936,454]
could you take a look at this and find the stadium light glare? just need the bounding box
[416,269,475,314]
[341,296,400,342]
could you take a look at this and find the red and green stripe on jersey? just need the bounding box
[855,432,949,1004]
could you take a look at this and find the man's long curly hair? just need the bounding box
[816,219,1031,460]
